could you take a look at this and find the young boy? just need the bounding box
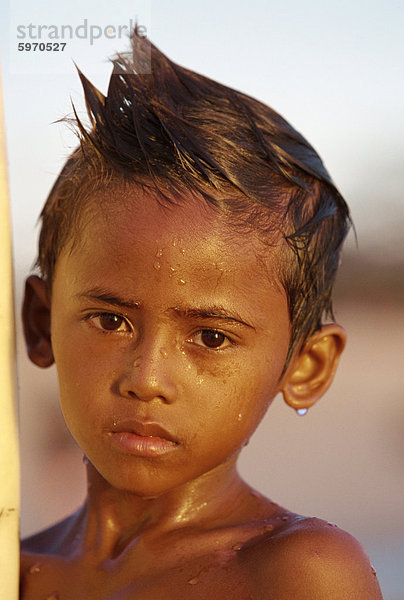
[20,29,383,599]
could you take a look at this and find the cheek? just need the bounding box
[202,363,278,438]
[234,350,286,425]
[51,327,113,428]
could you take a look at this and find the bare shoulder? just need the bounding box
[21,513,75,555]
[246,516,383,599]
[20,514,79,597]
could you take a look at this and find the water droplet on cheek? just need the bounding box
[45,593,59,600]
[153,261,161,271]
[187,576,199,585]
[237,413,242,421]
[156,249,163,257]
[232,542,243,551]
[178,279,186,285]
[160,348,168,359]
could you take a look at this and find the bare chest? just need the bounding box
[21,546,259,600]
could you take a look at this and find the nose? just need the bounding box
[117,337,178,404]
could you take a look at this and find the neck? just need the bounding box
[73,455,248,558]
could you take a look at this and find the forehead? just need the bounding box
[73,184,283,271]
[56,185,289,329]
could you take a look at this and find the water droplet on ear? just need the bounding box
[178,279,186,285]
[237,413,242,421]
[170,266,176,273]
[296,408,308,416]
[180,248,185,255]
[187,576,199,585]
[156,249,163,257]
[153,261,161,270]
[263,524,273,532]
[232,542,243,551]
[172,240,177,247]
[160,348,168,359]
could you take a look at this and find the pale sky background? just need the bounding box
[0,1,403,598]
[1,0,403,277]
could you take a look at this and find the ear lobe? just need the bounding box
[280,324,346,411]
[22,275,54,368]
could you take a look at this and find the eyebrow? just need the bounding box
[76,289,141,310]
[170,306,256,330]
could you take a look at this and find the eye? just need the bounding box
[86,312,131,333]
[190,329,232,350]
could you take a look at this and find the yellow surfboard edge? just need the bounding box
[0,58,20,599]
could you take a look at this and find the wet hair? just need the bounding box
[37,27,351,363]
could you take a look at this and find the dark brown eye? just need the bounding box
[89,313,130,332]
[99,314,124,330]
[200,330,226,348]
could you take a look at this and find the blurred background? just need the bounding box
[1,1,403,597]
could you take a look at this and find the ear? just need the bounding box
[280,324,346,411]
[22,275,54,368]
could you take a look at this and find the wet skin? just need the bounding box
[20,188,383,599]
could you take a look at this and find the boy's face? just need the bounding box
[48,187,291,497]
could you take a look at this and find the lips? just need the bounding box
[108,419,178,457]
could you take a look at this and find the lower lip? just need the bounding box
[109,432,178,457]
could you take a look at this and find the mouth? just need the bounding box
[108,419,178,457]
